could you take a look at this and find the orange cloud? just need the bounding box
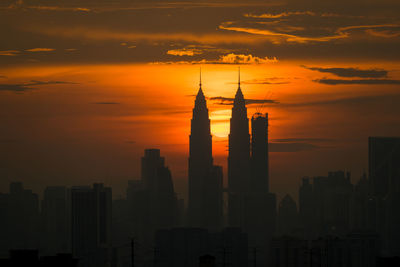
[219,22,400,44]
[245,11,315,19]
[219,53,277,64]
[167,48,203,56]
[0,50,20,56]
[152,53,278,64]
[25,48,56,52]
[26,26,267,45]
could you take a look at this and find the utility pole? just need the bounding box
[154,247,158,267]
[131,238,135,267]
[253,247,257,267]
[222,248,226,267]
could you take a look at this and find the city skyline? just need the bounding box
[1,0,400,202]
[2,67,399,202]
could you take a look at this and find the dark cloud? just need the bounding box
[0,138,19,143]
[282,94,400,108]
[271,138,333,143]
[28,80,77,86]
[269,142,319,152]
[0,80,78,92]
[314,78,400,85]
[303,66,388,78]
[209,96,279,105]
[241,79,289,85]
[0,84,34,92]
[92,102,121,105]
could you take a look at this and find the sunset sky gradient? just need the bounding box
[1,0,400,200]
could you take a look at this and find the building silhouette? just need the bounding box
[0,250,78,267]
[369,137,400,197]
[250,113,269,193]
[278,194,298,236]
[368,137,400,256]
[228,72,251,227]
[188,75,223,231]
[124,149,180,249]
[271,232,379,267]
[225,73,277,266]
[41,186,70,255]
[0,182,40,255]
[298,171,353,238]
[155,227,248,267]
[70,183,112,267]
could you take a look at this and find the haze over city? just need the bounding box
[0,0,400,266]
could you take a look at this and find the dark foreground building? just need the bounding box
[188,79,223,231]
[71,183,112,267]
[155,227,248,267]
[0,250,78,267]
[271,232,380,267]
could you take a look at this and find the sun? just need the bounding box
[210,109,231,138]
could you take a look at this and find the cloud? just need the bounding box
[0,50,20,56]
[166,45,234,57]
[218,21,348,44]
[219,53,277,64]
[239,78,289,85]
[272,138,333,143]
[0,138,19,144]
[28,80,77,85]
[281,94,400,108]
[303,66,388,78]
[92,102,121,105]
[25,48,55,52]
[219,20,400,44]
[209,96,279,105]
[152,53,278,65]
[28,26,267,45]
[0,84,33,92]
[245,11,316,19]
[4,1,281,12]
[269,142,319,152]
[366,29,400,38]
[314,78,400,85]
[0,80,77,92]
[167,48,203,56]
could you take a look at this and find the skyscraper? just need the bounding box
[140,149,178,240]
[277,194,298,235]
[368,137,400,197]
[41,186,70,255]
[0,182,40,254]
[250,113,269,193]
[228,71,250,227]
[71,183,112,267]
[188,73,222,230]
[369,137,400,256]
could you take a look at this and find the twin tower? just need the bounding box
[187,71,276,240]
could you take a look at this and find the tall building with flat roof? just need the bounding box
[42,186,70,255]
[71,183,112,267]
[369,137,400,197]
[251,113,269,193]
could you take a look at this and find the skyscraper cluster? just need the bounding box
[0,74,399,267]
[187,71,276,266]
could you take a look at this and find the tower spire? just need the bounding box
[199,67,202,89]
[238,66,241,89]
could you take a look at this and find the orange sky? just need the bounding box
[1,61,400,200]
